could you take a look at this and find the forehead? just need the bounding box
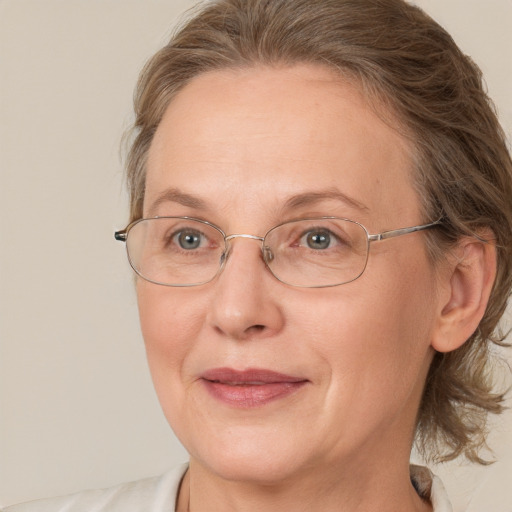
[145,64,420,228]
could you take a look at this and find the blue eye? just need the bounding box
[301,230,334,250]
[175,230,203,250]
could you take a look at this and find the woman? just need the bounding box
[5,0,511,510]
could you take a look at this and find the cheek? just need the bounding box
[364,262,436,393]
[302,254,437,415]
[136,282,206,398]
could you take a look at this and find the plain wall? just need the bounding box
[1,0,511,510]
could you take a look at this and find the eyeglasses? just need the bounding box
[114,216,440,288]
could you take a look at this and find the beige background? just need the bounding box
[0,0,511,509]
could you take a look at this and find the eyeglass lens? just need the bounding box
[125,217,370,288]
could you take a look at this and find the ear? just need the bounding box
[431,233,497,353]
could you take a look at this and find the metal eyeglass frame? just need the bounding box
[114,216,441,288]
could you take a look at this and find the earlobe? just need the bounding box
[431,235,497,353]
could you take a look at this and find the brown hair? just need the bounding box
[125,0,512,463]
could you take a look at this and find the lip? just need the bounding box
[200,368,308,408]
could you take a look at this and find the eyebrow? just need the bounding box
[146,186,369,218]
[146,188,211,217]
[281,189,369,214]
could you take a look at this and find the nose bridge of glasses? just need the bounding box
[225,233,265,243]
[222,233,268,264]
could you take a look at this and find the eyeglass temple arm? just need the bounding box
[368,220,441,242]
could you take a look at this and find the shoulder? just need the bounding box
[410,464,453,512]
[2,464,188,512]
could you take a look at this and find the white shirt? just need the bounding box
[2,464,452,512]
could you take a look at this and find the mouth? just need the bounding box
[200,368,309,408]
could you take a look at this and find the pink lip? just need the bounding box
[200,368,308,408]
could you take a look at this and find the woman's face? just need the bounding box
[138,65,440,484]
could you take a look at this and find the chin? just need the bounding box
[183,422,318,485]
[195,450,307,485]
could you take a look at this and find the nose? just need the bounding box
[207,237,285,341]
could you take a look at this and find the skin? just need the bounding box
[136,64,493,511]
